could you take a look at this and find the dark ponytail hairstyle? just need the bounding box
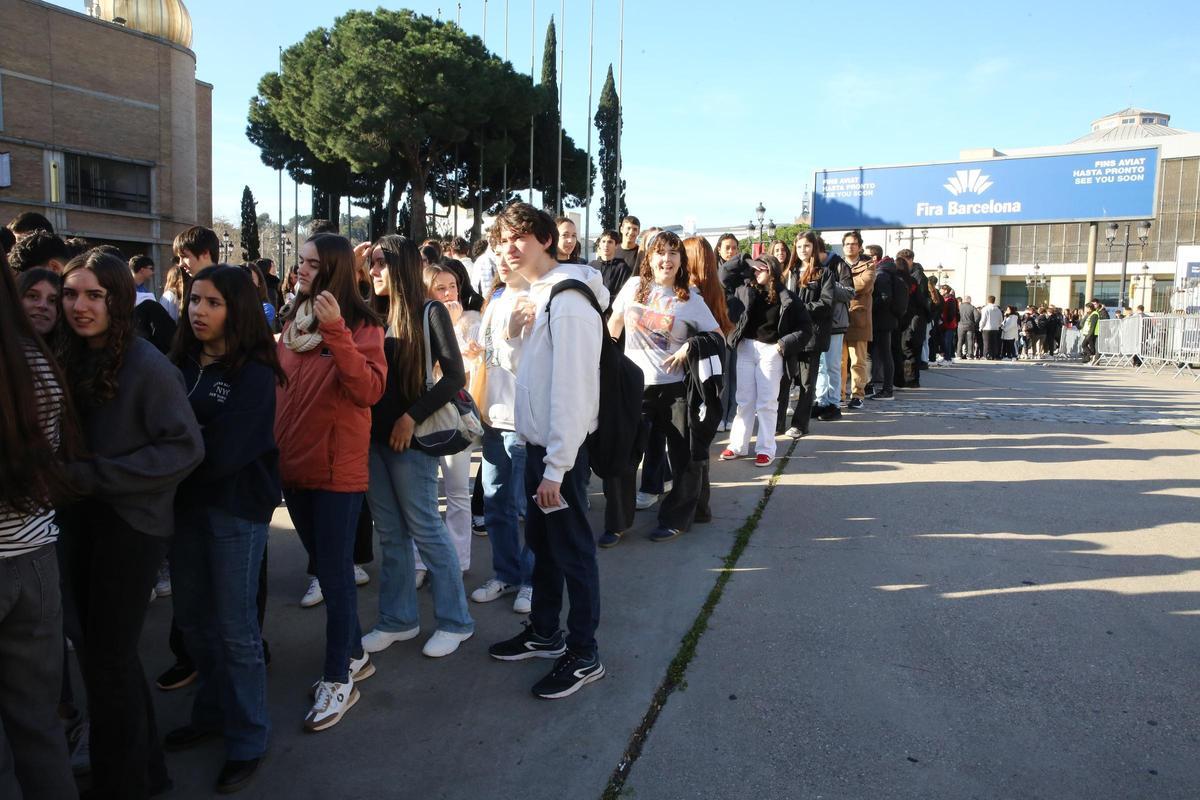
[169,265,286,386]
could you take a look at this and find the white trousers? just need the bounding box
[414,445,474,572]
[728,339,783,459]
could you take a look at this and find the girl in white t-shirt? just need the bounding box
[605,230,720,546]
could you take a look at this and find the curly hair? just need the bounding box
[59,249,135,407]
[634,230,690,305]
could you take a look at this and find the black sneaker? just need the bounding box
[868,389,895,400]
[531,650,606,699]
[489,622,567,661]
[848,397,864,410]
[156,661,198,691]
[810,404,824,420]
[817,405,842,421]
[217,757,261,794]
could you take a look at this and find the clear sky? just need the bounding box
[50,0,1200,235]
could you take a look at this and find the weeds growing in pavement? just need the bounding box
[602,438,798,799]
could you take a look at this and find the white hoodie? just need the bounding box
[512,263,609,483]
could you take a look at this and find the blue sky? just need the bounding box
[52,0,1200,235]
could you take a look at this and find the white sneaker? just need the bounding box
[635,492,659,511]
[414,569,427,589]
[513,585,533,614]
[471,578,515,603]
[354,565,369,586]
[349,652,375,683]
[422,629,473,658]
[154,565,172,598]
[361,626,420,653]
[300,577,323,608]
[311,653,376,698]
[304,679,359,732]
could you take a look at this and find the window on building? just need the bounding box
[1151,282,1173,313]
[1000,280,1036,311]
[65,153,151,214]
[1071,279,1121,310]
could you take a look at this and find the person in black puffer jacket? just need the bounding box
[868,248,906,399]
[776,231,835,437]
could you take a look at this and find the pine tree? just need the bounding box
[240,186,261,261]
[594,65,626,230]
[534,16,561,213]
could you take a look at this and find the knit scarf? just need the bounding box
[281,297,324,353]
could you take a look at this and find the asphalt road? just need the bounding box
[107,360,1200,799]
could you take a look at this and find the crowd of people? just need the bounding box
[0,204,1112,799]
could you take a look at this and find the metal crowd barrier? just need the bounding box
[1094,315,1200,381]
[1057,327,1081,359]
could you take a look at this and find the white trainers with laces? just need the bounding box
[471,578,515,603]
[304,679,359,732]
[422,629,473,658]
[300,577,323,608]
[361,626,420,654]
[354,565,369,586]
[513,585,533,614]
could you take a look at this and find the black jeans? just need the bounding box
[603,383,703,534]
[61,500,170,800]
[777,350,822,434]
[526,444,600,657]
[983,330,1001,360]
[871,329,895,392]
[0,545,77,800]
[306,496,374,574]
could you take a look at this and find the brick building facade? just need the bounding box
[0,0,211,287]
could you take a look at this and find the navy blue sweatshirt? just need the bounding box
[176,356,282,523]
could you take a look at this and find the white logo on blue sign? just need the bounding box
[944,169,993,197]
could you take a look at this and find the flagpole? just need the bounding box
[584,0,594,254]
[479,0,487,235]
[502,0,509,201]
[615,0,624,230]
[529,0,535,205]
[556,0,564,215]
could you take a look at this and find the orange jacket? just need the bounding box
[274,318,386,493]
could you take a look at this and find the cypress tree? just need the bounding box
[534,16,560,212]
[240,185,261,261]
[594,65,626,230]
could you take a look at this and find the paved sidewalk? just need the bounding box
[111,361,1200,798]
[625,362,1200,800]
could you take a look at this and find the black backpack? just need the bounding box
[545,279,646,479]
[890,272,910,319]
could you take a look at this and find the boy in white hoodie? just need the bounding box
[486,202,609,699]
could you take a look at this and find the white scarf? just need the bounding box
[281,297,324,353]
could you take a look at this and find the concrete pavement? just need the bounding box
[115,360,1200,799]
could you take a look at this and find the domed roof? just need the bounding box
[96,0,193,49]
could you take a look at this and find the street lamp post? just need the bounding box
[1025,263,1049,306]
[1130,263,1152,310]
[1106,220,1151,307]
[746,202,775,255]
[220,231,233,263]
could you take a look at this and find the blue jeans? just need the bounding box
[525,444,599,657]
[367,444,473,634]
[942,329,957,360]
[283,489,363,684]
[481,428,533,587]
[171,507,269,760]
[815,333,845,407]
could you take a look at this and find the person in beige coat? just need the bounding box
[841,232,876,408]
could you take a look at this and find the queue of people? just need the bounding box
[0,205,1074,799]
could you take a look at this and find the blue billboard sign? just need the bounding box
[812,147,1159,230]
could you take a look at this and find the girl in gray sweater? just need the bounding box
[58,249,203,800]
